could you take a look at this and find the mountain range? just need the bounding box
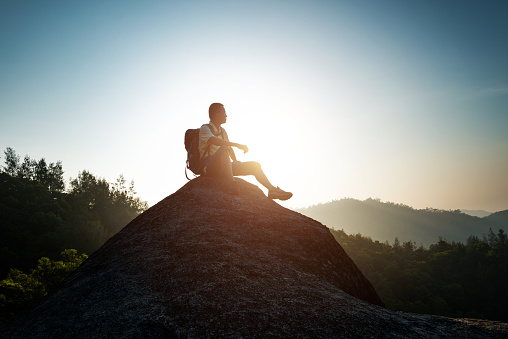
[296,198,508,247]
[461,210,492,218]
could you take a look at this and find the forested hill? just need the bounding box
[0,147,148,279]
[296,198,508,247]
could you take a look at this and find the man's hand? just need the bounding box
[237,144,249,154]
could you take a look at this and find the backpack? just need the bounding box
[184,124,223,180]
[185,128,202,179]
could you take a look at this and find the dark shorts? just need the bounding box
[203,146,261,178]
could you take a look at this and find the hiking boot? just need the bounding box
[268,187,292,200]
[227,180,240,196]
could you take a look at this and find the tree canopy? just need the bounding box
[331,228,508,322]
[0,249,87,324]
[0,148,148,278]
[2,147,64,192]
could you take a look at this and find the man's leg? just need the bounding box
[232,161,275,190]
[232,161,292,200]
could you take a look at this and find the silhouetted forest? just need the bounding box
[298,198,508,247]
[332,228,508,322]
[0,147,148,278]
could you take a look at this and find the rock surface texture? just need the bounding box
[2,177,508,338]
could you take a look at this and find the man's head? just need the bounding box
[209,103,227,125]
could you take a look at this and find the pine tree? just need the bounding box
[2,147,20,176]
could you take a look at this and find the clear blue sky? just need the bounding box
[1,0,507,211]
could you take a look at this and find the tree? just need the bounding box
[70,170,110,209]
[403,240,416,252]
[393,237,401,251]
[488,228,498,247]
[48,161,64,192]
[466,235,481,246]
[111,174,148,215]
[2,147,20,176]
[69,171,148,236]
[2,148,65,192]
[34,158,48,187]
[0,149,147,283]
[0,249,87,324]
[330,227,508,322]
[498,229,507,244]
[18,155,36,180]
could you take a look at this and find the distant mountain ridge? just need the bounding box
[461,209,492,218]
[296,199,507,247]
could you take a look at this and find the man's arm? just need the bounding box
[229,147,238,162]
[208,136,249,154]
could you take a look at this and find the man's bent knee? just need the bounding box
[216,145,230,156]
[213,146,231,162]
[251,161,262,172]
[244,161,262,173]
[203,146,232,177]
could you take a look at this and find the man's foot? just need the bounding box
[227,180,240,195]
[268,187,292,200]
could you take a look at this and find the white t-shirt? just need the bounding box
[198,122,230,159]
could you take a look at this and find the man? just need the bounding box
[199,103,292,200]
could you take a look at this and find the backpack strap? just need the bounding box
[207,123,224,138]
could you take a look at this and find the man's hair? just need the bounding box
[209,103,224,120]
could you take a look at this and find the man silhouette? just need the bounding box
[199,103,292,200]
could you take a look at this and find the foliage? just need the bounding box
[69,171,148,235]
[331,228,508,322]
[2,147,64,192]
[0,249,87,324]
[0,148,148,278]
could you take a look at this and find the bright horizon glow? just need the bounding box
[1,1,507,213]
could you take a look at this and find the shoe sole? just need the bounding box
[268,193,293,200]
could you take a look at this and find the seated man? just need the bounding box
[199,103,292,200]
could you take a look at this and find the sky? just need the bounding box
[1,0,507,212]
